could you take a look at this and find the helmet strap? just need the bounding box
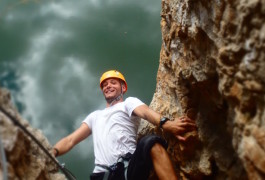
[109,93,123,106]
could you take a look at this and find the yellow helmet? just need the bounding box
[100,70,128,92]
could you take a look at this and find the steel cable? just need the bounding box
[0,106,76,180]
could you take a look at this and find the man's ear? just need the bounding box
[122,84,126,92]
[121,81,126,93]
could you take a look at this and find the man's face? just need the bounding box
[102,78,123,100]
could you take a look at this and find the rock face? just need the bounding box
[139,0,265,179]
[0,88,65,180]
[1,0,265,179]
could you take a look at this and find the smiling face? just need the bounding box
[101,78,126,104]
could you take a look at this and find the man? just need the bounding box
[53,70,196,180]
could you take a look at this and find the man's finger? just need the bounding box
[178,121,196,128]
[179,116,186,121]
[176,135,187,141]
[182,118,195,123]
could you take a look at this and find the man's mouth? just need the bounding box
[105,89,115,95]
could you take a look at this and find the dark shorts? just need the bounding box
[90,135,167,180]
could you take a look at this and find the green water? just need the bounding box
[0,0,161,179]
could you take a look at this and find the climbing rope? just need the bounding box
[0,135,8,180]
[0,106,76,180]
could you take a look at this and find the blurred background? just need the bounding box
[0,0,161,179]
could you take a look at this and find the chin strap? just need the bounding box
[109,93,123,106]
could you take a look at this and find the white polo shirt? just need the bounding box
[82,97,144,173]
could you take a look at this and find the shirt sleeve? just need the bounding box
[82,111,97,129]
[125,97,145,117]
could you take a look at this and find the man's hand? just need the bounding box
[52,148,59,157]
[133,104,197,141]
[162,116,197,141]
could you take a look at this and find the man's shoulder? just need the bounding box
[125,97,141,102]
[88,109,103,117]
[124,97,145,106]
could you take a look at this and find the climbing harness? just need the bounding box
[95,153,132,180]
[0,106,76,180]
[0,135,8,180]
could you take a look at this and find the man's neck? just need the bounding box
[106,98,123,107]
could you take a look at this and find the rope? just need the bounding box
[0,106,76,180]
[0,135,8,180]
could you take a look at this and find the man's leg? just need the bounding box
[150,143,178,180]
[127,135,179,180]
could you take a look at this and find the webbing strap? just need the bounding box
[95,156,131,180]
[95,164,112,171]
[103,171,109,180]
[124,160,129,180]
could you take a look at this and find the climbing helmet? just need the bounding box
[100,70,127,93]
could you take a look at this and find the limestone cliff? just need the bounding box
[1,0,265,179]
[0,88,65,180]
[139,0,265,179]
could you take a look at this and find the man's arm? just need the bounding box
[133,104,196,141]
[133,104,161,125]
[53,123,91,156]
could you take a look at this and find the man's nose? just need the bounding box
[106,83,111,89]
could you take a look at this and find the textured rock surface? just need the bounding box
[140,0,265,179]
[1,0,265,179]
[0,88,65,180]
